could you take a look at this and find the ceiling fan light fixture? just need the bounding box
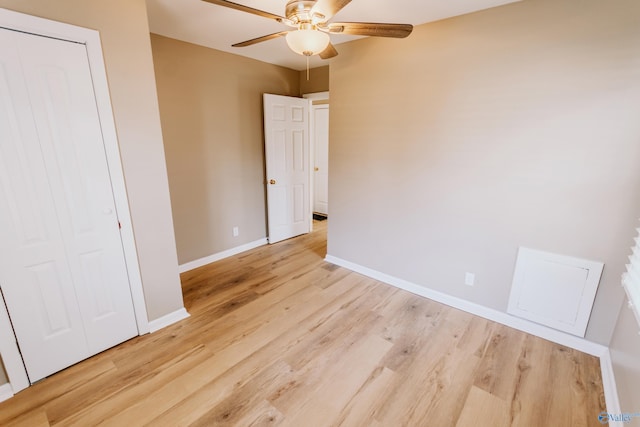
[286,28,330,56]
[207,0,413,61]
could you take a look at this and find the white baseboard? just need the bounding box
[178,239,268,273]
[324,255,608,357]
[599,349,623,426]
[0,383,13,403]
[325,254,625,415]
[148,308,190,333]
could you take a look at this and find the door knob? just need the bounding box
[269,179,276,185]
[314,167,319,172]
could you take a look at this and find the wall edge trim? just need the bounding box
[148,308,190,333]
[599,349,623,425]
[324,254,608,356]
[178,238,268,273]
[325,254,624,413]
[0,383,13,403]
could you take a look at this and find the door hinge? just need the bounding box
[118,221,122,229]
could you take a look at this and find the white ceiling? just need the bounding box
[146,0,520,71]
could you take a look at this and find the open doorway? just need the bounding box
[304,91,330,225]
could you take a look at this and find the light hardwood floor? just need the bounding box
[0,220,606,426]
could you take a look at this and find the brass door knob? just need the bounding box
[269,179,276,185]
[314,167,319,172]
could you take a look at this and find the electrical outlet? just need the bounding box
[232,226,239,237]
[465,272,475,287]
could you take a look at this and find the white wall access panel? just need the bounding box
[507,247,604,337]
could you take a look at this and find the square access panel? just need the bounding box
[507,247,604,337]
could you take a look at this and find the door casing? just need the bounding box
[303,91,330,228]
[311,104,329,216]
[0,7,149,395]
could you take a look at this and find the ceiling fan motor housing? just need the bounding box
[285,0,322,24]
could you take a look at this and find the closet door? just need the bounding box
[0,27,137,382]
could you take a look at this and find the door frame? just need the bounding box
[302,91,329,229]
[0,8,149,395]
[310,104,329,216]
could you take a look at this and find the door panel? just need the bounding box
[293,184,305,223]
[0,29,89,381]
[0,27,137,382]
[17,31,137,353]
[264,94,310,244]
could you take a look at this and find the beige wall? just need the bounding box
[328,0,640,346]
[610,303,640,413]
[300,65,329,95]
[0,0,184,322]
[150,35,300,264]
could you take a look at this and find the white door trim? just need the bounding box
[308,102,315,229]
[0,7,149,393]
[303,91,329,230]
[302,91,329,102]
[310,104,329,217]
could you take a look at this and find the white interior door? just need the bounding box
[0,27,138,382]
[263,94,311,244]
[312,105,329,216]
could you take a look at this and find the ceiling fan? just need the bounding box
[202,0,413,59]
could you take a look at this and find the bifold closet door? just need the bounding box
[0,27,137,382]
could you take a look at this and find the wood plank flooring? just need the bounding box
[0,220,606,426]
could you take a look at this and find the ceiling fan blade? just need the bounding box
[310,0,352,21]
[319,43,338,59]
[202,0,286,22]
[326,22,413,38]
[232,31,289,47]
